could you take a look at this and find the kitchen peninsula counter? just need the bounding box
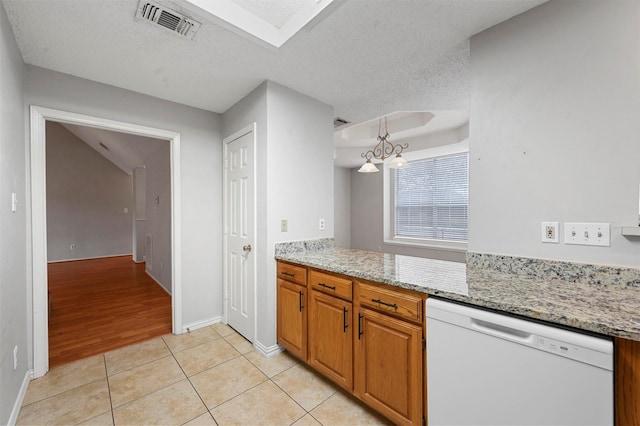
[275,247,640,342]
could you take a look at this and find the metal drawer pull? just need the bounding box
[358,313,363,340]
[372,298,398,310]
[282,271,295,278]
[299,291,304,312]
[343,307,348,333]
[318,282,336,291]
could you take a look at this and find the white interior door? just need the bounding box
[224,125,256,341]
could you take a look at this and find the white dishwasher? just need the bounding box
[426,298,614,426]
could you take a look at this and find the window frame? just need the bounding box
[383,140,469,252]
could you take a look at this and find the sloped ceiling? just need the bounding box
[61,124,166,175]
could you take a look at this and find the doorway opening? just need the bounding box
[30,106,183,378]
[44,120,171,367]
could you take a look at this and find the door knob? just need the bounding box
[243,244,252,252]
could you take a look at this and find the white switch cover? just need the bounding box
[281,219,288,232]
[11,193,17,212]
[124,207,129,214]
[564,222,610,247]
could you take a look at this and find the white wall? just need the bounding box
[0,3,28,424]
[469,0,640,267]
[46,122,133,261]
[334,166,351,248]
[24,66,224,332]
[144,143,172,292]
[223,81,334,351]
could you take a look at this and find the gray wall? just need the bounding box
[0,3,28,424]
[46,122,133,261]
[469,0,640,267]
[24,66,224,332]
[334,166,351,248]
[144,143,172,293]
[223,81,334,351]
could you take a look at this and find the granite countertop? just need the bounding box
[275,246,640,342]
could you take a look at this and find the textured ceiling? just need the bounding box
[2,0,547,126]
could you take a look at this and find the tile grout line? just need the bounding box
[167,330,235,425]
[102,353,117,426]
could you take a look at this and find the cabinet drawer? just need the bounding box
[310,270,352,301]
[358,282,423,323]
[277,262,307,286]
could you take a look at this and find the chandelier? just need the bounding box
[358,117,409,173]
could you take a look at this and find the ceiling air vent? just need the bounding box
[333,117,351,128]
[135,1,201,40]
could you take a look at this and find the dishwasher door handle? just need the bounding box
[471,318,536,345]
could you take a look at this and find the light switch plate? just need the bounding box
[281,219,288,232]
[564,222,610,247]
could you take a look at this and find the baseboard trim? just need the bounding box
[253,341,283,358]
[8,369,33,426]
[47,253,133,263]
[145,270,171,296]
[182,316,222,334]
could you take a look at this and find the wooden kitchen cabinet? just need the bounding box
[277,262,426,425]
[354,282,425,426]
[276,262,308,361]
[308,289,353,390]
[615,337,640,425]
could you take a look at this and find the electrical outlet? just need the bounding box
[281,219,288,232]
[564,222,610,247]
[541,222,559,243]
[319,218,325,231]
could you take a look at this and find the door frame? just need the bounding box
[30,105,183,378]
[222,122,257,341]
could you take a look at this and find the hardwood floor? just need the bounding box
[47,255,172,368]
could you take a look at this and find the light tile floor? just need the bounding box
[18,323,391,425]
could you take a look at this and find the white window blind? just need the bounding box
[393,152,468,242]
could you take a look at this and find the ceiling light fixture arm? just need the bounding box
[358,116,411,173]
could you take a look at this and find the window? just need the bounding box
[384,143,468,251]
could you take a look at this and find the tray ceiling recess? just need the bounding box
[181,0,341,48]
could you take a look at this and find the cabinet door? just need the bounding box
[354,307,423,426]
[277,278,307,360]
[308,290,353,390]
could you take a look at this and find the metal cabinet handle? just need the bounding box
[299,291,304,312]
[358,313,363,340]
[243,244,252,252]
[372,298,398,310]
[318,282,336,291]
[343,307,348,333]
[282,271,295,278]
